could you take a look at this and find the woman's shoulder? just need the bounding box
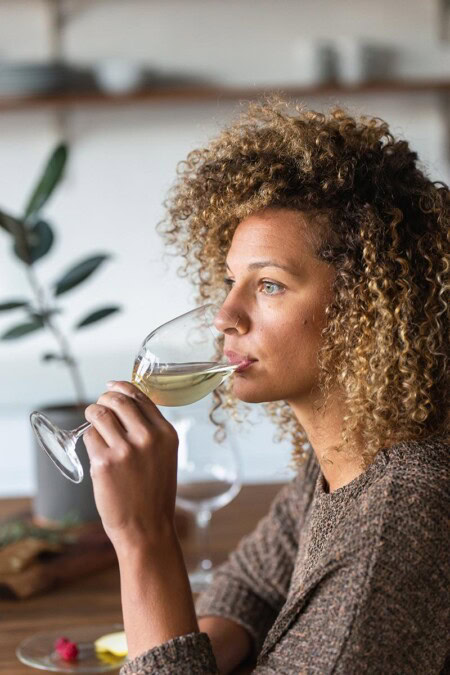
[364,436,449,525]
[380,436,449,488]
[322,438,449,569]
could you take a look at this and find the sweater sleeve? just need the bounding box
[119,632,218,675]
[254,460,450,674]
[195,460,315,656]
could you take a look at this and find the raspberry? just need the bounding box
[54,637,70,651]
[54,637,78,661]
[61,642,78,661]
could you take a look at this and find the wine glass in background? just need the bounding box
[30,303,239,483]
[172,404,242,592]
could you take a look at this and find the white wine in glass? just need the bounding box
[30,304,239,484]
[132,359,237,407]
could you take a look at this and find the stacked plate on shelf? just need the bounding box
[0,62,89,97]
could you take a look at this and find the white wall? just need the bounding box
[0,0,449,496]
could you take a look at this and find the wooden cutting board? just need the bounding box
[0,515,117,600]
[0,507,190,600]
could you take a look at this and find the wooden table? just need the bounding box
[0,483,284,674]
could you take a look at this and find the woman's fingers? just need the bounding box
[105,381,168,427]
[93,395,155,450]
[103,380,177,439]
[83,423,108,450]
[85,381,177,450]
[82,422,110,473]
[84,400,129,449]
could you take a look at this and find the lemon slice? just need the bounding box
[96,651,125,666]
[94,631,128,657]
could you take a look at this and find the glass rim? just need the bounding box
[140,302,220,348]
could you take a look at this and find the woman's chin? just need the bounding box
[232,378,280,404]
[235,393,268,403]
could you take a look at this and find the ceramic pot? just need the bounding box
[32,403,100,525]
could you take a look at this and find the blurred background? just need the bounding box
[0,0,449,497]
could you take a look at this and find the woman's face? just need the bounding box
[214,208,336,406]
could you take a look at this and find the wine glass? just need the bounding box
[30,304,238,484]
[172,404,241,592]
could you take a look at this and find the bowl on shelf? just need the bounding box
[92,58,147,94]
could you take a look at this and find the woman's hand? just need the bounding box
[83,380,179,551]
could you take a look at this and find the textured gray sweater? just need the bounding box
[120,438,449,674]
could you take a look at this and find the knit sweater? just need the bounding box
[119,438,449,674]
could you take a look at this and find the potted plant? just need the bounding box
[0,144,121,525]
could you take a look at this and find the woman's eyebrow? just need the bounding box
[226,260,298,274]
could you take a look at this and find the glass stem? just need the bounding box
[73,421,92,441]
[194,509,212,571]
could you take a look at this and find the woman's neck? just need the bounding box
[289,392,364,493]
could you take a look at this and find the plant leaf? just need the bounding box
[24,143,68,224]
[0,209,31,264]
[1,318,44,340]
[13,219,54,264]
[75,306,121,329]
[0,300,28,311]
[53,254,111,296]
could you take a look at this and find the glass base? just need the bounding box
[188,567,214,593]
[30,411,84,484]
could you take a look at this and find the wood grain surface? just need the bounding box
[0,483,284,675]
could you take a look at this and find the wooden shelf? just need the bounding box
[0,79,449,112]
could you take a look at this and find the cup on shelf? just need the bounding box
[394,42,450,79]
[334,38,397,85]
[291,39,337,86]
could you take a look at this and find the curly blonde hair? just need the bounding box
[158,97,449,471]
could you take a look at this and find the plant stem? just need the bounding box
[25,265,87,405]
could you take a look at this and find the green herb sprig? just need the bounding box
[0,511,82,549]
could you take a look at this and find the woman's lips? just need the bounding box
[235,360,255,373]
[224,350,257,373]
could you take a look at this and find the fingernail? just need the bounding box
[106,380,116,388]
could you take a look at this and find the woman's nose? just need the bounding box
[214,306,247,335]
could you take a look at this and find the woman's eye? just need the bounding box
[224,277,235,291]
[224,277,284,296]
[261,280,284,295]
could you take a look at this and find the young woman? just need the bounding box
[83,99,449,674]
